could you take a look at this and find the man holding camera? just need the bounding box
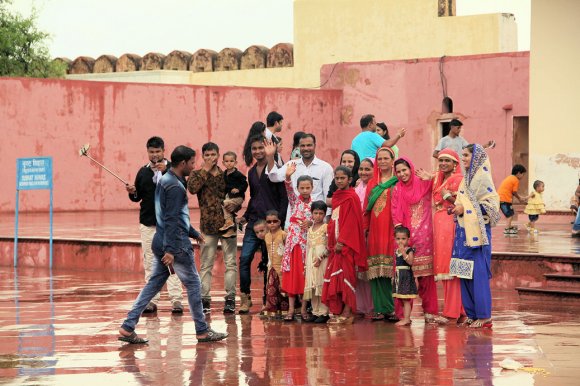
[126,136,184,314]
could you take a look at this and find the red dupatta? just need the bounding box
[433,149,463,207]
[332,187,368,272]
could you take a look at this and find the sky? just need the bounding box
[8,0,531,59]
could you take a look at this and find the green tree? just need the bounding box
[0,0,65,77]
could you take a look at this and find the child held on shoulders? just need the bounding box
[524,180,546,233]
[263,210,289,317]
[303,201,330,323]
[497,164,528,234]
[252,219,269,315]
[281,162,313,321]
[220,151,248,237]
[392,226,418,327]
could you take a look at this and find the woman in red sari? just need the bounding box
[322,166,367,324]
[391,157,444,323]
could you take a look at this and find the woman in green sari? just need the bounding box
[363,147,398,321]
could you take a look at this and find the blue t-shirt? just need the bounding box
[351,131,386,160]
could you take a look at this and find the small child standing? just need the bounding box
[220,151,248,237]
[303,201,330,323]
[281,162,313,321]
[497,164,527,234]
[524,180,546,233]
[252,219,269,316]
[392,226,418,327]
[263,210,289,317]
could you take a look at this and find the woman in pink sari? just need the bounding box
[391,157,443,323]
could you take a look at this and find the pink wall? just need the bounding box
[1,52,529,213]
[0,79,343,212]
[321,52,530,184]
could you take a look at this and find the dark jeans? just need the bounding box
[239,226,262,295]
[121,248,208,335]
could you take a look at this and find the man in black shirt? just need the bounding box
[126,136,183,314]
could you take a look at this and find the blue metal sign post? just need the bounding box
[14,157,54,268]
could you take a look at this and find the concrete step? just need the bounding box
[516,286,580,302]
[545,274,580,288]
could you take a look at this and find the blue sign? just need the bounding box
[14,157,54,268]
[17,157,53,190]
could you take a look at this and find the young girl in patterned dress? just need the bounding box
[264,210,289,317]
[281,162,313,321]
[303,201,330,323]
[392,226,418,327]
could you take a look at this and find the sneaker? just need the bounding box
[142,302,157,315]
[223,298,235,314]
[202,298,211,314]
[171,301,184,314]
[197,328,228,343]
[314,315,330,324]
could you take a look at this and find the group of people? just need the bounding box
[117,111,504,344]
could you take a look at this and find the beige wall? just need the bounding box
[67,0,517,88]
[529,0,580,209]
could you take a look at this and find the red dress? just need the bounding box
[322,188,367,314]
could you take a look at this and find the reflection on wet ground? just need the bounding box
[1,268,579,386]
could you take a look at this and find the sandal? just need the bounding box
[197,328,228,342]
[118,331,149,345]
[469,319,492,329]
[385,313,400,323]
[459,318,475,327]
[371,312,385,321]
[283,313,295,322]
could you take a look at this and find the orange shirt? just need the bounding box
[498,175,519,203]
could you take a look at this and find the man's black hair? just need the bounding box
[300,133,317,144]
[266,111,283,127]
[360,114,375,129]
[170,145,196,165]
[146,136,164,149]
[202,142,219,154]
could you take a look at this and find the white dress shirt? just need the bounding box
[266,156,334,202]
[265,127,284,167]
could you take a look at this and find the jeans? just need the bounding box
[574,209,580,231]
[239,226,262,295]
[121,247,208,335]
[200,234,238,301]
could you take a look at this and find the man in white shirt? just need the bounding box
[433,119,495,173]
[265,133,333,222]
[266,111,284,167]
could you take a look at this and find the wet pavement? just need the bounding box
[1,210,579,385]
[1,267,579,386]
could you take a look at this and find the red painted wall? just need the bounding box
[320,52,530,184]
[0,79,343,212]
[0,52,529,213]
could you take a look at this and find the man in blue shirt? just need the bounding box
[118,145,227,344]
[351,114,406,160]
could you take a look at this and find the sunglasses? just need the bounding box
[266,220,280,224]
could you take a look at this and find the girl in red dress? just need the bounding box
[322,166,367,324]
